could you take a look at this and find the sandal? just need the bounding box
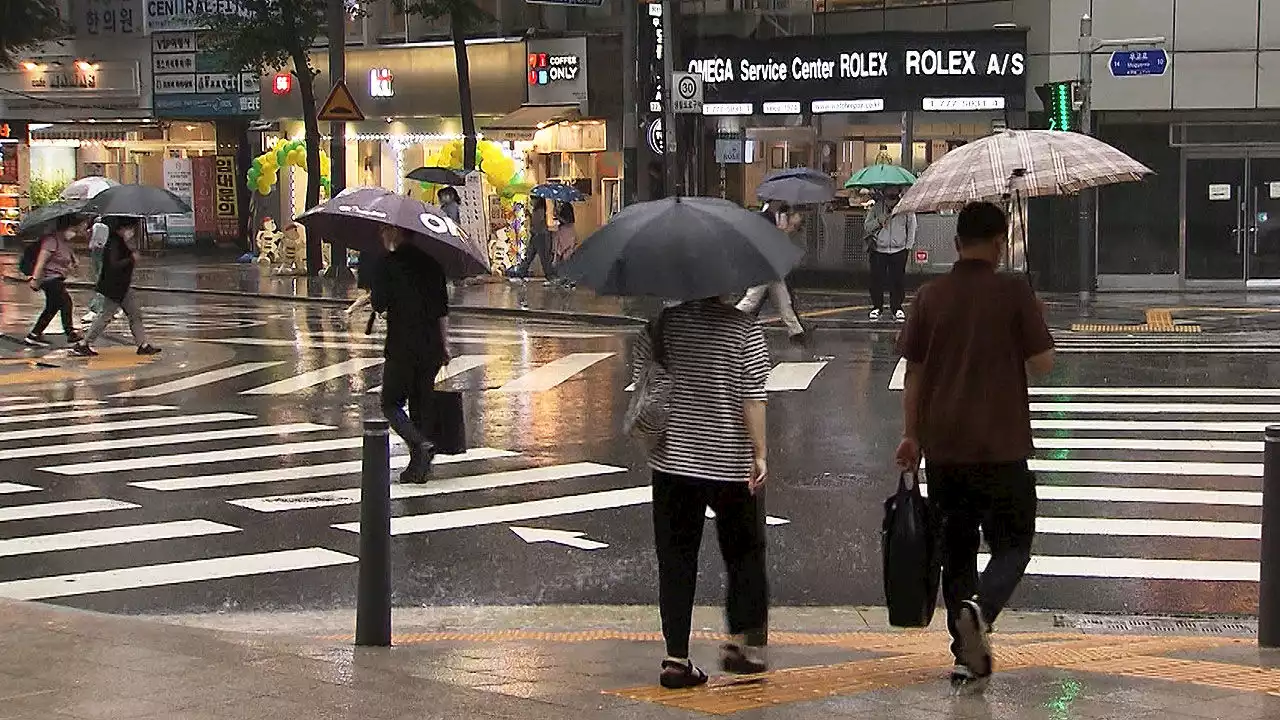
[659,660,707,690]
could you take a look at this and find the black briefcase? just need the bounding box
[882,471,941,628]
[430,390,467,456]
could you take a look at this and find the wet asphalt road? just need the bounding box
[0,282,1270,618]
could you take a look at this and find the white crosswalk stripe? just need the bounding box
[0,405,177,425]
[0,400,105,412]
[0,422,334,461]
[496,353,614,393]
[111,362,284,398]
[0,520,239,557]
[0,412,253,443]
[240,357,385,395]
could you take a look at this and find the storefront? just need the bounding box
[685,30,1028,274]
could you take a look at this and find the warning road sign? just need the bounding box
[317,80,364,122]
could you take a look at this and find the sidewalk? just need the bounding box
[6,600,1279,719]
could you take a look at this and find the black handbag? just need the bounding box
[429,390,466,456]
[882,471,941,628]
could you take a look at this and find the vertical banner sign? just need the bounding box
[460,172,491,265]
[162,158,196,247]
[214,155,240,240]
[191,156,217,235]
[637,0,668,197]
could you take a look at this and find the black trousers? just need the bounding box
[868,249,909,312]
[31,277,74,336]
[652,470,769,658]
[928,461,1037,663]
[513,232,555,278]
[380,353,442,448]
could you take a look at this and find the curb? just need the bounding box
[59,280,650,328]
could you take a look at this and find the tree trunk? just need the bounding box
[293,56,324,275]
[451,13,476,172]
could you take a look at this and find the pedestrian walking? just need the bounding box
[736,203,806,342]
[551,201,577,287]
[345,247,386,318]
[71,217,161,356]
[865,189,917,322]
[437,186,461,224]
[634,298,772,689]
[507,197,555,283]
[894,201,1054,693]
[82,216,110,323]
[372,225,451,484]
[24,215,85,348]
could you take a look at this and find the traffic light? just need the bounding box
[1035,81,1078,131]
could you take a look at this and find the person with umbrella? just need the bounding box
[552,200,578,279]
[506,196,555,283]
[70,217,161,357]
[437,186,462,224]
[864,187,917,322]
[23,214,86,348]
[735,202,806,342]
[82,215,111,323]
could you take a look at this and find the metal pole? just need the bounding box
[327,0,350,280]
[355,417,391,647]
[661,0,677,196]
[1262,426,1280,646]
[1077,14,1094,310]
[621,0,638,207]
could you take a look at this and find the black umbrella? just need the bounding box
[17,200,87,236]
[295,192,489,278]
[81,184,191,216]
[756,175,835,205]
[764,167,831,184]
[406,166,466,186]
[557,196,803,300]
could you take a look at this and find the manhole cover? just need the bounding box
[1054,613,1257,637]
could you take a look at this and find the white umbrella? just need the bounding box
[60,176,119,201]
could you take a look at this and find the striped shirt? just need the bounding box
[632,300,771,483]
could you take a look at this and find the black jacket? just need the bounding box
[371,244,448,360]
[96,235,135,303]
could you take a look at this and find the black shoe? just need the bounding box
[659,660,707,690]
[398,442,436,483]
[137,344,162,356]
[68,343,98,357]
[956,599,993,677]
[22,334,50,348]
[66,330,83,344]
[949,664,990,695]
[720,643,767,675]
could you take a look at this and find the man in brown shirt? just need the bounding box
[894,201,1054,693]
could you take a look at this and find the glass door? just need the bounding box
[1185,156,1246,284]
[1247,155,1280,287]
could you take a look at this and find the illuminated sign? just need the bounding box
[369,68,393,98]
[272,73,292,95]
[527,53,580,85]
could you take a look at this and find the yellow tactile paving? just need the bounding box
[1069,307,1201,333]
[1060,654,1280,694]
[0,346,158,386]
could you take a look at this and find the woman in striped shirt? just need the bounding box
[633,297,772,689]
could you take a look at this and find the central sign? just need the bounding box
[684,30,1028,114]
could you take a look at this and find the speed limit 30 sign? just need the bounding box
[672,72,703,114]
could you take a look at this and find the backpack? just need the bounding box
[17,238,42,277]
[624,311,673,450]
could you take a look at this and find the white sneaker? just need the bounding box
[894,309,906,322]
[81,311,97,323]
[869,308,882,321]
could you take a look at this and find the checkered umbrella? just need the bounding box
[892,129,1152,215]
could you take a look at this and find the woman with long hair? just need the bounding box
[70,217,160,356]
[24,215,84,347]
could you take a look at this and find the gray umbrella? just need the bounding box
[17,200,87,236]
[81,184,191,216]
[755,173,836,205]
[557,196,803,300]
[295,192,489,278]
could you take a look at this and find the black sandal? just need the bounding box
[720,643,768,675]
[659,660,708,689]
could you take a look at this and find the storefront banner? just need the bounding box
[152,31,259,117]
[71,0,143,36]
[637,0,668,159]
[144,0,248,33]
[685,30,1027,113]
[214,155,239,240]
[163,158,196,247]
[191,156,217,234]
[526,37,588,111]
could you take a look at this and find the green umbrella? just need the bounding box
[844,164,917,189]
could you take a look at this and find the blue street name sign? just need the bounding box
[1109,49,1168,77]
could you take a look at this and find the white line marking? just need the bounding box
[889,358,906,391]
[510,526,608,550]
[0,412,253,443]
[1035,517,1259,539]
[240,357,385,395]
[1034,437,1261,453]
[0,499,138,523]
[1033,419,1276,433]
[765,362,828,392]
[130,447,517,491]
[0,548,357,600]
[228,462,627,512]
[496,353,614,393]
[367,354,497,394]
[188,337,385,351]
[980,554,1259,582]
[0,483,39,495]
[0,405,177,425]
[1031,402,1280,414]
[1055,347,1280,354]
[0,423,334,461]
[920,483,1260,506]
[1029,387,1280,397]
[1028,459,1260,477]
[42,437,366,476]
[704,508,791,525]
[334,486,652,535]
[0,396,35,403]
[0,400,105,412]
[111,362,285,397]
[0,520,239,558]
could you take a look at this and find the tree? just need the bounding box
[397,0,491,171]
[200,1,328,214]
[0,0,71,69]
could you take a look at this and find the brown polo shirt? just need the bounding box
[896,259,1053,465]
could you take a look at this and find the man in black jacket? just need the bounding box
[372,226,451,483]
[70,218,161,357]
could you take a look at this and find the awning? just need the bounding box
[482,104,580,142]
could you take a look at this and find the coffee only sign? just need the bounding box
[685,30,1029,113]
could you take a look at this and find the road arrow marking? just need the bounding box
[704,509,791,526]
[510,526,609,550]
